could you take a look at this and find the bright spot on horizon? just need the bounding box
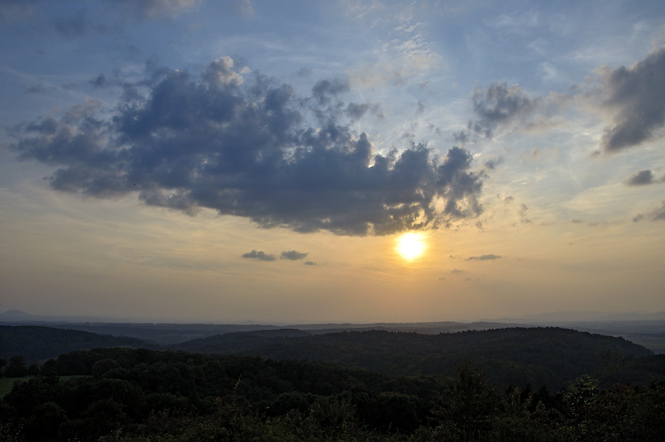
[396,232,426,261]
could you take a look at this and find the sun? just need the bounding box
[396,232,426,261]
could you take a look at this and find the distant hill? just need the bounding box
[0,325,156,361]
[2,323,662,390]
[169,327,655,389]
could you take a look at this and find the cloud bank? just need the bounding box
[8,57,486,236]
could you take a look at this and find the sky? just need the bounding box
[1,0,665,324]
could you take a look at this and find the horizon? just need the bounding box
[2,1,665,324]
[2,308,665,327]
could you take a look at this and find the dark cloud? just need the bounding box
[9,57,486,236]
[452,130,468,144]
[626,170,654,186]
[467,254,501,261]
[312,79,350,104]
[242,250,276,261]
[484,157,503,170]
[26,85,45,94]
[90,74,109,89]
[468,82,537,138]
[281,250,308,260]
[599,47,665,152]
[54,10,91,39]
[304,261,316,266]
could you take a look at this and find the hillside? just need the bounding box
[169,327,654,389]
[0,325,156,361]
[2,324,662,390]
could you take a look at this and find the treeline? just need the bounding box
[169,327,657,389]
[2,326,663,390]
[1,347,664,442]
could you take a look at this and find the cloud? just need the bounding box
[281,250,308,261]
[450,269,464,274]
[114,0,200,20]
[466,254,501,261]
[242,250,276,261]
[633,201,665,222]
[0,1,37,23]
[468,82,538,138]
[654,203,665,221]
[231,0,253,17]
[201,56,248,88]
[54,10,92,39]
[597,47,665,152]
[304,261,316,266]
[518,203,531,224]
[626,170,655,186]
[8,57,486,236]
[312,79,350,104]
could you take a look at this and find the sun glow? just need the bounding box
[396,232,426,261]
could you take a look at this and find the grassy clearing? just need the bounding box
[0,377,24,398]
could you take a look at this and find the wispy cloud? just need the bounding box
[467,254,501,261]
[115,0,200,20]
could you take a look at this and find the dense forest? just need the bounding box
[167,327,657,390]
[1,347,664,441]
[2,325,665,441]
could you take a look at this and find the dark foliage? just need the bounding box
[1,348,664,442]
[170,327,655,390]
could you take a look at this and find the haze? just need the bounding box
[1,0,665,324]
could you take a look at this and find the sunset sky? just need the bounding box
[2,0,665,323]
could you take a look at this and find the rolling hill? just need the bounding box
[169,327,655,389]
[0,325,157,361]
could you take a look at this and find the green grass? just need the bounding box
[0,377,24,399]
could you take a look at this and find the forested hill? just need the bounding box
[169,327,654,389]
[2,325,661,390]
[0,325,157,361]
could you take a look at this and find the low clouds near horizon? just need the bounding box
[242,249,309,262]
[467,254,501,261]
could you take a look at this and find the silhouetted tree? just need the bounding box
[4,356,28,378]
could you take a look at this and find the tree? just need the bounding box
[432,364,500,441]
[4,356,28,378]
